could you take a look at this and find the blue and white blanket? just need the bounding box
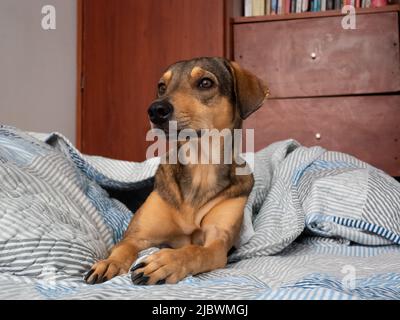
[0,124,399,300]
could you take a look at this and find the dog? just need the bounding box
[84,57,269,285]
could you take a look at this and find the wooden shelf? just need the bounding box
[232,4,400,24]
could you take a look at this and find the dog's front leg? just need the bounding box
[131,197,246,285]
[85,191,181,284]
[84,238,142,284]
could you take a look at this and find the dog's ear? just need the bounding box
[226,60,269,119]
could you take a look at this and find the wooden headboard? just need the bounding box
[233,6,400,176]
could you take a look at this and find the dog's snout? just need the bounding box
[148,101,173,125]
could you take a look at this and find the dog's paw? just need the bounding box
[130,248,189,285]
[84,259,129,285]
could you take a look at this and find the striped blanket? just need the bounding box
[0,124,399,299]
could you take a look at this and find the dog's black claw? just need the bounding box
[137,276,150,285]
[130,262,145,273]
[100,276,108,283]
[88,274,98,285]
[156,279,166,285]
[131,272,144,284]
[84,269,94,281]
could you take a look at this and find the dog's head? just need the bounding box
[148,57,269,133]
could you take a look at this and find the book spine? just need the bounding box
[261,0,266,14]
[252,0,266,15]
[251,0,257,16]
[252,0,257,15]
[244,0,253,16]
[271,0,278,13]
[371,0,387,7]
[321,0,327,10]
[334,0,341,9]
[302,0,309,11]
[296,0,302,12]
[285,0,291,13]
[327,0,334,9]
[312,0,318,11]
[291,0,296,12]
[266,0,271,14]
[277,0,282,14]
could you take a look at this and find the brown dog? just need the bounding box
[84,57,269,285]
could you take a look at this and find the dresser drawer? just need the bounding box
[243,96,400,176]
[234,12,400,98]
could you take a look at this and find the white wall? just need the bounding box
[0,0,76,143]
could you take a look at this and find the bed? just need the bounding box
[0,124,399,300]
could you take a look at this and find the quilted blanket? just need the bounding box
[0,124,399,300]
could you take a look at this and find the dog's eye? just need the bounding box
[198,78,214,90]
[158,83,167,95]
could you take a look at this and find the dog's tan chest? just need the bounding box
[167,196,225,248]
[185,165,217,200]
[178,192,226,223]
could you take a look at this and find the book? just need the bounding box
[291,0,296,12]
[277,0,283,13]
[285,0,291,13]
[302,0,309,11]
[296,0,302,12]
[252,0,265,15]
[271,0,278,13]
[321,0,327,10]
[356,0,361,6]
[334,0,341,9]
[327,0,334,9]
[266,0,271,14]
[371,0,387,7]
[244,0,253,16]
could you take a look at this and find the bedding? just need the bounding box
[0,124,399,300]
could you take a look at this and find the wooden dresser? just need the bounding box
[233,5,400,176]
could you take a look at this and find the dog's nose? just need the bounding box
[147,101,173,125]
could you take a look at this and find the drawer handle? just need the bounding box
[310,52,317,60]
[315,133,321,140]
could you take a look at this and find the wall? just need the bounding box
[0,0,76,143]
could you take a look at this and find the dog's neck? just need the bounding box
[173,129,242,208]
